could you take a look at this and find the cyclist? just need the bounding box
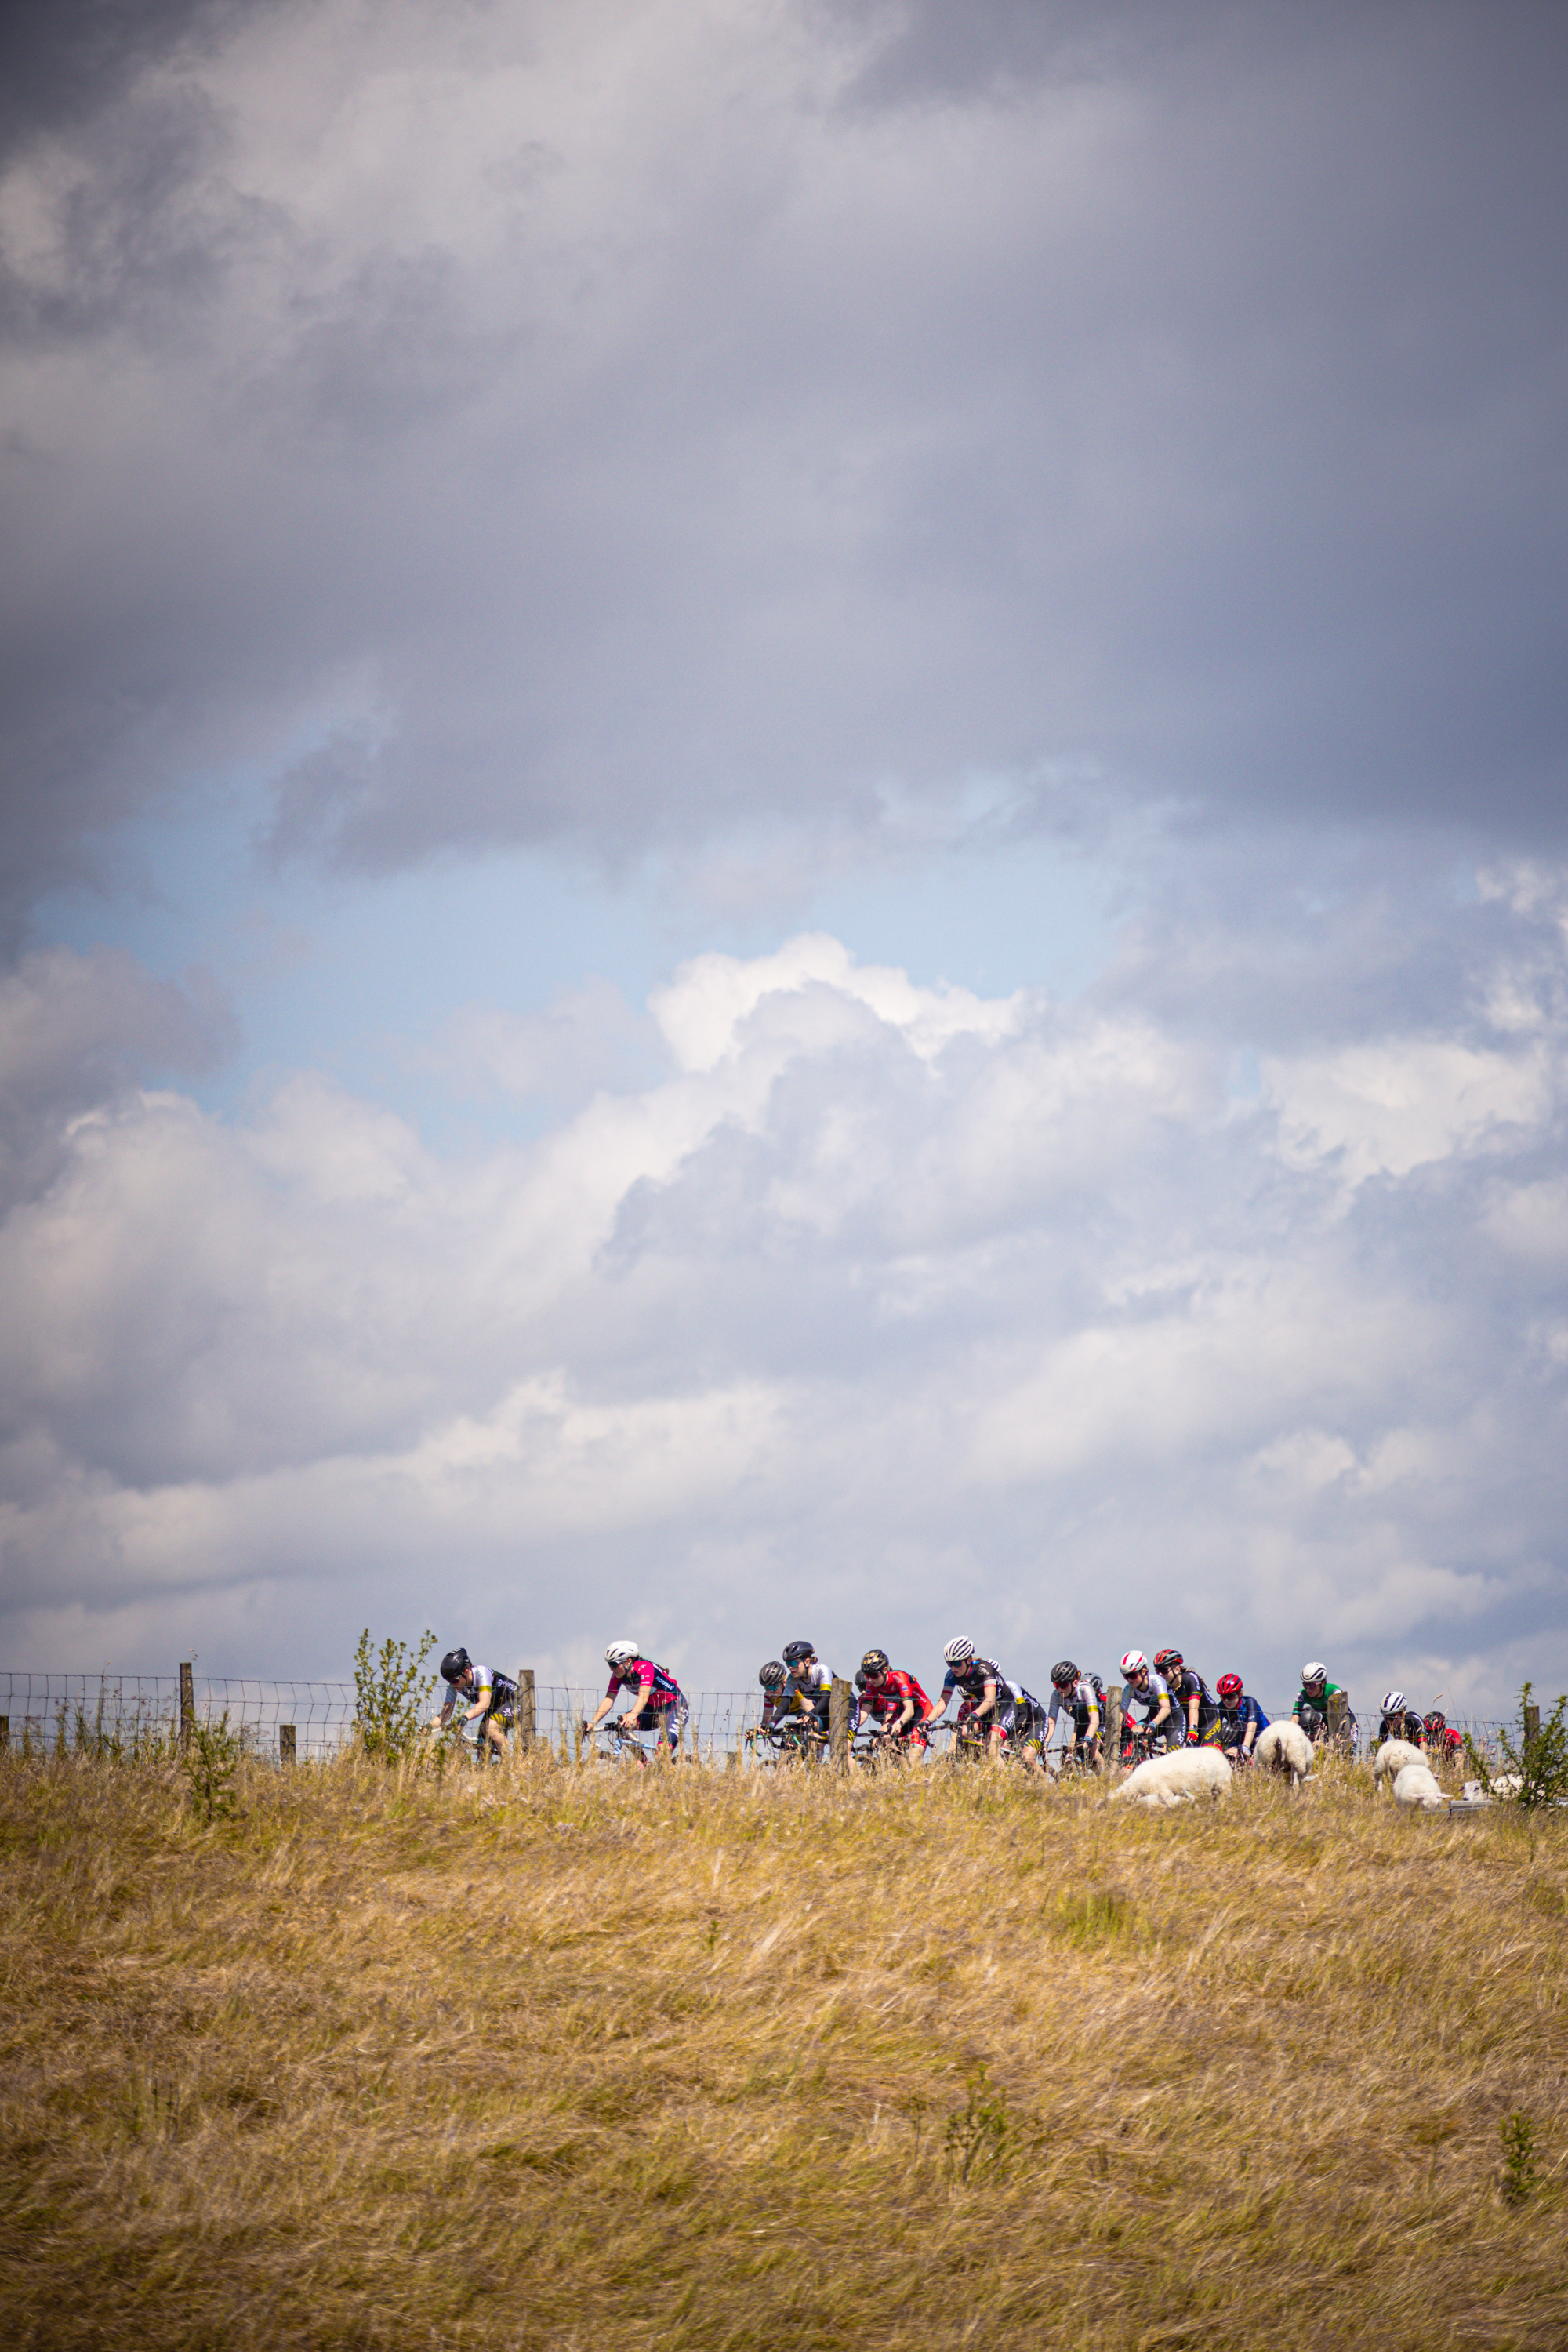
[1423,1708,1464,1763]
[437,1648,517,1763]
[1376,1690,1426,1748]
[778,1639,840,1741]
[754,1657,822,1754]
[1213,1673,1269,1763]
[1292,1661,1357,1746]
[930,1638,1048,1772]
[1155,1648,1220,1746]
[855,1650,933,1754]
[1045,1661,1105,1769]
[1120,1651,1176,1756]
[585,1641,688,1755]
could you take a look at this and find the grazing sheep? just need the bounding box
[1374,1737,1425,1791]
[1253,1720,1314,1784]
[1112,1747,1232,1809]
[1392,1761,1446,1810]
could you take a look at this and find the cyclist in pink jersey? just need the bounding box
[585,1641,689,1754]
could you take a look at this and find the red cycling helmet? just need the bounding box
[1215,1673,1243,1702]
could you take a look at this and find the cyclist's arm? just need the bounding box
[971,1677,1000,1722]
[586,1677,623,1733]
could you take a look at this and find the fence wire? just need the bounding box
[0,1669,1519,1771]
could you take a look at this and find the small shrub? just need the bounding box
[943,2063,1014,2184]
[1501,2111,1537,2205]
[1465,1683,1568,1811]
[354,1628,439,1766]
[182,1711,244,1826]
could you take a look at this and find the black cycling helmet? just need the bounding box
[782,1639,815,1663]
[860,1648,890,1675]
[1424,1709,1448,1733]
[853,1668,870,1690]
[1154,1646,1183,1675]
[758,1661,786,1690]
[439,1647,470,1684]
[1050,1660,1079,1690]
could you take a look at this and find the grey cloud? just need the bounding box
[0,0,246,169]
[2,0,1566,927]
[0,944,232,1210]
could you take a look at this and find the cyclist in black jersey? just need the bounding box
[1154,1649,1220,1745]
[931,1638,1048,1773]
[437,1648,517,1763]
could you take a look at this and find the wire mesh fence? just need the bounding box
[0,1668,1521,1773]
[0,1671,361,1762]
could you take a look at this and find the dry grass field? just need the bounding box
[2,1744,1566,2351]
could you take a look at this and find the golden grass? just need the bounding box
[2,1746,1566,2350]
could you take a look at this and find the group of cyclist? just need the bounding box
[435,1639,1466,1770]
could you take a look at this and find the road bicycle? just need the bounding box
[581,1716,656,1767]
[745,1717,829,1766]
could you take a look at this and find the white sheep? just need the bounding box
[1253,1721,1313,1784]
[1112,1747,1232,1809]
[1374,1737,1425,1792]
[1461,1772,1523,1803]
[1392,1761,1446,1810]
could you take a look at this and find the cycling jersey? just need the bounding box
[466,1664,517,1721]
[1378,1710,1425,1747]
[942,1657,1021,1712]
[1169,1668,1220,1742]
[605,1656,681,1714]
[1121,1670,1172,1723]
[1215,1695,1269,1748]
[1294,1682,1356,1737]
[861,1669,931,1733]
[1046,1676,1105,1734]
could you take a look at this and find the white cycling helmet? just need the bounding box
[943,1635,975,1664]
[1120,1650,1147,1676]
[1381,1688,1406,1715]
[604,1639,639,1667]
[1301,1660,1327,1685]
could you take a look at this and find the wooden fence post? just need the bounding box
[1105,1689,1122,1770]
[1327,1691,1349,1747]
[279,1724,296,1766]
[0,1717,9,1753]
[517,1668,535,1754]
[179,1663,195,1753]
[829,1676,851,1770]
[1524,1702,1541,1747]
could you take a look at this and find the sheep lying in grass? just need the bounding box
[1253,1721,1313,1784]
[1392,1761,1446,1809]
[1461,1773,1524,1803]
[1112,1747,1232,1809]
[1374,1738,1425,1791]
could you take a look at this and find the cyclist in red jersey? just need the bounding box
[855,1650,932,1753]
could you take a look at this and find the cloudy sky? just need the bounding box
[3,0,1566,1714]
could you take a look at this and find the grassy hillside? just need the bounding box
[2,1747,1565,2350]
